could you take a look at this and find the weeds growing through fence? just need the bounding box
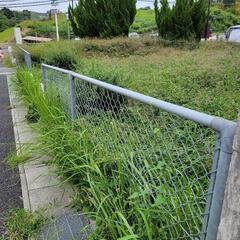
[13,67,216,239]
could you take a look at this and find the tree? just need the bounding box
[0,7,14,19]
[154,0,207,41]
[0,13,9,32]
[154,0,172,38]
[223,0,236,6]
[68,0,137,38]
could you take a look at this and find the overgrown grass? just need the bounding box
[0,28,14,43]
[14,34,240,239]
[3,209,46,240]
[20,38,240,120]
[6,149,31,168]
[131,9,156,33]
[19,14,70,39]
[14,64,215,239]
[3,56,14,68]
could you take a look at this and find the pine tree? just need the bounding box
[68,0,137,38]
[154,0,172,38]
[154,0,207,41]
[192,0,207,40]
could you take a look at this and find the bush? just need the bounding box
[68,0,137,38]
[46,50,77,70]
[154,0,207,41]
[210,5,240,32]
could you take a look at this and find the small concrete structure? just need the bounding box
[14,27,23,45]
[23,36,53,43]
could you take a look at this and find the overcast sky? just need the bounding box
[3,1,154,13]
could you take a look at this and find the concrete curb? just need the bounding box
[7,73,94,239]
[7,77,31,210]
[7,74,75,212]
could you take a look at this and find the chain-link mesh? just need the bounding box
[44,68,216,239]
[45,69,71,114]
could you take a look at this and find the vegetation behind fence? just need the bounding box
[16,40,237,239]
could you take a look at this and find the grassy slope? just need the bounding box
[19,14,68,39]
[22,39,240,121]
[0,28,14,43]
[131,9,156,33]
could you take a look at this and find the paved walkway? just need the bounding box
[8,72,93,239]
[0,62,23,236]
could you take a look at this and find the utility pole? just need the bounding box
[66,13,70,40]
[55,12,60,41]
[205,0,211,41]
[51,0,59,41]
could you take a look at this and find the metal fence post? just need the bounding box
[26,52,32,69]
[22,49,32,69]
[217,113,240,240]
[201,134,221,240]
[41,64,47,92]
[69,73,77,120]
[204,123,236,240]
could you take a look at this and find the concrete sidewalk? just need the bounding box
[8,74,93,239]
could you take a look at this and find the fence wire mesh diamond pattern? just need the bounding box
[44,68,216,239]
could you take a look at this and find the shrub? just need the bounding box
[154,0,207,41]
[210,5,240,32]
[46,51,77,70]
[68,0,137,38]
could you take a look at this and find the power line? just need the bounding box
[0,0,76,8]
[0,0,237,10]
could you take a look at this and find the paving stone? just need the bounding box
[24,164,60,190]
[7,73,91,239]
[38,212,93,240]
[28,185,74,211]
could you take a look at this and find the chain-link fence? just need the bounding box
[40,63,236,240]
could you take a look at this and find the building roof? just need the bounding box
[22,36,53,43]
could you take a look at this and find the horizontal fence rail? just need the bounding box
[40,63,236,240]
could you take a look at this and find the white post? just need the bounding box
[14,27,23,45]
[55,12,60,41]
[66,13,70,40]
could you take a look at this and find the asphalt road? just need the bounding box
[0,61,23,236]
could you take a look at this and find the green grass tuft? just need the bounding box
[6,148,31,168]
[4,209,46,240]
